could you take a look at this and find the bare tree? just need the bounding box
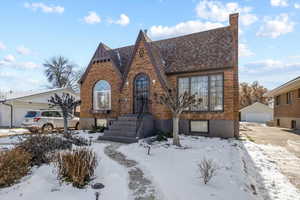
[240,81,269,109]
[48,93,80,136]
[199,158,218,184]
[155,88,202,146]
[43,56,81,91]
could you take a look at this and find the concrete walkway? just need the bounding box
[104,143,159,200]
[240,122,300,189]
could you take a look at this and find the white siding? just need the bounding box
[0,88,78,127]
[240,102,273,123]
[0,104,11,127]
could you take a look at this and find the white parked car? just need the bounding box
[22,110,79,133]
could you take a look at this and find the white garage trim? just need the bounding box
[240,102,273,123]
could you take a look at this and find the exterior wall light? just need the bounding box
[152,79,156,84]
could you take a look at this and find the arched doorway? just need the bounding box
[133,73,150,114]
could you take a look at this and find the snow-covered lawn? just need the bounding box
[0,128,29,138]
[0,136,130,200]
[119,136,300,200]
[0,133,299,200]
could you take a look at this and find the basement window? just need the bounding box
[190,120,208,133]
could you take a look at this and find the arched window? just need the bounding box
[93,80,111,110]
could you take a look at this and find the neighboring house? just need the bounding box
[79,14,239,142]
[266,76,300,129]
[0,88,78,128]
[239,102,273,123]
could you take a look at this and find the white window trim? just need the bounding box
[190,120,209,133]
[93,81,112,111]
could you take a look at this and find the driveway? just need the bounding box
[0,128,30,138]
[240,122,300,189]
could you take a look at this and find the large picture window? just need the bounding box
[93,80,111,110]
[191,76,209,111]
[178,74,223,112]
[210,74,223,111]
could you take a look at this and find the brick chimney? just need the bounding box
[230,13,239,28]
[230,13,239,138]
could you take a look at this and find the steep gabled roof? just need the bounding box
[81,16,235,83]
[121,30,169,90]
[153,26,233,74]
[79,43,123,83]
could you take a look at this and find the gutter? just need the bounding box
[0,100,13,128]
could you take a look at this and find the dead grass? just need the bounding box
[55,148,98,188]
[0,148,32,188]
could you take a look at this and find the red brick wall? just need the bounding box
[274,89,300,118]
[120,40,171,119]
[80,61,122,119]
[167,68,236,121]
[80,14,239,134]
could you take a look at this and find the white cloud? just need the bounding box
[0,42,6,50]
[288,55,300,59]
[24,2,64,14]
[16,46,31,55]
[0,60,8,65]
[270,0,289,7]
[295,3,300,8]
[18,62,40,69]
[244,59,300,72]
[3,55,15,63]
[239,43,255,57]
[108,14,130,26]
[241,14,258,26]
[149,20,223,38]
[83,11,101,24]
[195,0,258,26]
[0,56,39,69]
[257,14,295,38]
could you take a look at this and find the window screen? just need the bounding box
[210,75,223,111]
[190,121,208,133]
[191,76,208,111]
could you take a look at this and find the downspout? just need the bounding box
[1,101,13,128]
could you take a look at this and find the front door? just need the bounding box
[134,74,149,114]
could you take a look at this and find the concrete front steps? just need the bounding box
[99,114,140,143]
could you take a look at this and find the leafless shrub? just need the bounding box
[0,148,32,187]
[55,148,98,188]
[66,136,91,146]
[18,135,72,166]
[199,158,218,184]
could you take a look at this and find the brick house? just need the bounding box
[79,14,239,142]
[266,76,300,129]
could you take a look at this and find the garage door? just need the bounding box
[245,113,272,123]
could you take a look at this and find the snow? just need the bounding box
[243,142,300,200]
[0,142,130,200]
[0,128,29,137]
[119,136,300,200]
[0,133,299,200]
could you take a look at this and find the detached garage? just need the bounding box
[0,88,78,128]
[240,102,273,123]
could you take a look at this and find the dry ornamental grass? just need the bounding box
[0,148,32,188]
[55,148,98,188]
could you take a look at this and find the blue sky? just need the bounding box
[0,0,299,92]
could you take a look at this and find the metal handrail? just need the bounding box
[136,96,148,138]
